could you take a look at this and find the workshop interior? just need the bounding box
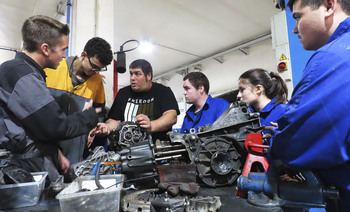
[0,0,340,212]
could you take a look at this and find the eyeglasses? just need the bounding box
[88,57,107,72]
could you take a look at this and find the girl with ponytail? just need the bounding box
[237,68,288,142]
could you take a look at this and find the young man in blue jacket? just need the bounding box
[181,72,229,133]
[270,0,350,210]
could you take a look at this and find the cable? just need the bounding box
[114,39,140,54]
[0,47,17,53]
[105,173,159,189]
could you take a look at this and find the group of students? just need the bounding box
[1,0,350,210]
[0,16,286,183]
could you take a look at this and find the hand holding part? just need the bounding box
[135,114,152,133]
[91,122,110,136]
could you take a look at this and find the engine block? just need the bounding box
[108,101,262,187]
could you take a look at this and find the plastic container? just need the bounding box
[56,174,124,212]
[0,171,48,209]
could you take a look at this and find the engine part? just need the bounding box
[122,189,169,212]
[195,136,242,187]
[150,195,184,212]
[158,182,200,196]
[47,175,65,197]
[122,188,221,212]
[119,141,158,184]
[167,101,261,187]
[108,101,261,187]
[157,164,196,184]
[0,149,10,158]
[186,196,221,212]
[109,121,147,151]
[73,146,119,177]
[237,160,340,209]
[2,165,34,184]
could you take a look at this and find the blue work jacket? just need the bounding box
[181,95,229,133]
[250,98,286,137]
[271,17,350,211]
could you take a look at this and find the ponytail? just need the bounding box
[239,68,288,105]
[268,71,288,105]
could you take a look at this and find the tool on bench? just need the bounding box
[236,133,340,210]
[235,133,270,198]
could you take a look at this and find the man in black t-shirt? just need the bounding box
[93,59,179,141]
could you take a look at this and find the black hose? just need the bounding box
[94,163,104,189]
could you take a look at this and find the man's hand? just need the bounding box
[91,119,121,136]
[82,99,102,114]
[95,107,102,114]
[86,129,96,148]
[58,149,70,176]
[135,110,177,134]
[135,114,152,133]
[263,122,278,139]
[92,122,111,136]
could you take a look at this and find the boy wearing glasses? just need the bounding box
[44,37,113,166]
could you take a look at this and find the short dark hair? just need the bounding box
[83,37,113,66]
[287,0,322,11]
[22,15,70,52]
[129,59,153,79]
[239,68,288,105]
[183,72,210,94]
[288,0,350,14]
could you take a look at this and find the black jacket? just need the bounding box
[0,52,98,164]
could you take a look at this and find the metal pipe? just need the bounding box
[155,144,185,150]
[155,149,187,156]
[155,155,182,161]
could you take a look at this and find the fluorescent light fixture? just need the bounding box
[139,41,154,53]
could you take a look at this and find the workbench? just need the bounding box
[4,184,284,212]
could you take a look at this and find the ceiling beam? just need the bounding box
[154,33,272,80]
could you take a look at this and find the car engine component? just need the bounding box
[108,101,261,187]
[122,188,221,212]
[109,121,147,151]
[73,146,120,177]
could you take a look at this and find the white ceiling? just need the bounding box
[0,0,65,51]
[0,0,282,79]
[114,0,282,80]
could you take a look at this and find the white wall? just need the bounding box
[0,50,16,65]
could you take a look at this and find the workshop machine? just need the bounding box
[73,101,262,187]
[71,100,340,211]
[109,100,261,187]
